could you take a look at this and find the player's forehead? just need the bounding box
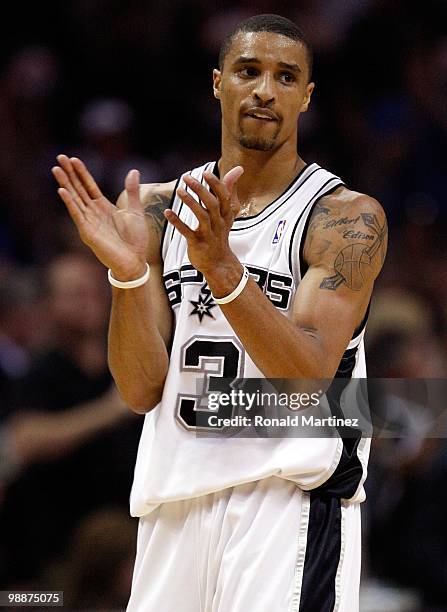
[225,31,308,72]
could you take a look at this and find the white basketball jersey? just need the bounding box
[130,162,370,518]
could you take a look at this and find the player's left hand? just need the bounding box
[164,166,244,275]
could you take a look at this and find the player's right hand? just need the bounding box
[52,155,149,280]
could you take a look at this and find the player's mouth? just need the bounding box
[244,108,278,122]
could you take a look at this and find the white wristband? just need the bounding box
[212,266,249,305]
[108,263,150,289]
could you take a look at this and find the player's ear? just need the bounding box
[213,69,222,100]
[300,82,315,113]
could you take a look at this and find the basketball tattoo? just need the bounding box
[320,212,387,291]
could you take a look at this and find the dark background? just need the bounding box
[0,1,446,610]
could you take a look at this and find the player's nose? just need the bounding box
[252,73,275,104]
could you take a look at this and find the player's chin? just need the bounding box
[238,134,277,151]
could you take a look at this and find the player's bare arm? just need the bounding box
[116,180,176,347]
[167,171,387,379]
[52,155,174,412]
[293,186,388,376]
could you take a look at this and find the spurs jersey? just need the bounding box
[130,162,370,518]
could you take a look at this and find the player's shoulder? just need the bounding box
[117,179,177,210]
[303,185,388,279]
[114,180,176,267]
[141,180,177,206]
[317,185,386,223]
[117,179,177,247]
[305,185,387,246]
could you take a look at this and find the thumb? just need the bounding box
[222,165,244,192]
[125,169,142,212]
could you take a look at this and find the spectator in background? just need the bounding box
[77,98,161,198]
[0,267,48,499]
[0,46,62,262]
[0,268,46,419]
[52,507,137,611]
[0,252,142,587]
[0,0,445,607]
[365,313,447,610]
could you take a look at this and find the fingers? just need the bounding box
[223,165,244,189]
[56,187,87,230]
[176,187,211,231]
[69,156,103,199]
[222,166,244,216]
[203,171,231,217]
[202,166,244,218]
[183,174,221,226]
[52,165,88,213]
[166,177,212,241]
[164,209,196,241]
[175,168,244,240]
[125,169,143,213]
[55,155,92,206]
[52,154,104,221]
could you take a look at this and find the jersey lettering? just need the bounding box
[246,265,268,290]
[164,270,181,306]
[180,264,204,284]
[164,265,293,311]
[266,272,294,310]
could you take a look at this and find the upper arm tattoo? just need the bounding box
[320,212,387,291]
[144,193,171,238]
[305,195,388,292]
[310,201,331,220]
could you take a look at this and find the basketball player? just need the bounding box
[52,14,387,612]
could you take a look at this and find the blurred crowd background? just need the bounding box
[0,1,446,610]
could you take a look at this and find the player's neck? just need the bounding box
[218,137,305,209]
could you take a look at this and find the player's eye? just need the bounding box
[279,72,295,84]
[238,67,259,78]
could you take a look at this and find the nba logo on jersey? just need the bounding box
[272,219,287,244]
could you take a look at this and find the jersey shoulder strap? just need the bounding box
[161,161,214,261]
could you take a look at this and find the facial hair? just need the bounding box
[238,119,281,151]
[238,135,276,151]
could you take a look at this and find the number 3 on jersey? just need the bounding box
[176,336,244,430]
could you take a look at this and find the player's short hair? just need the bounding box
[218,14,313,80]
